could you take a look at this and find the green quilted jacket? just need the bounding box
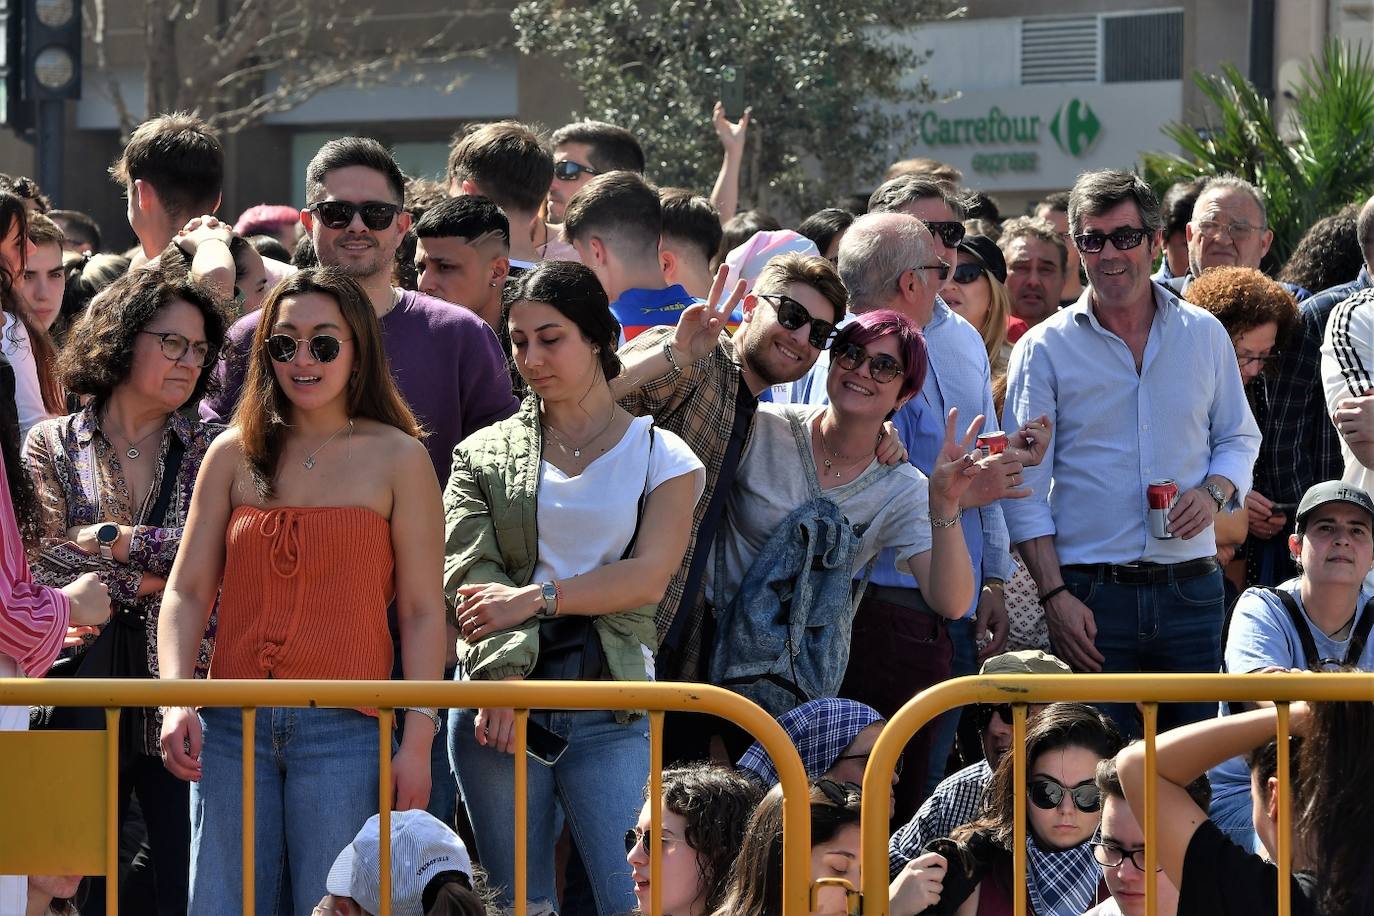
[442,397,659,684]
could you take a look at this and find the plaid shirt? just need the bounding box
[888,759,992,878]
[1254,272,1361,502]
[618,326,751,679]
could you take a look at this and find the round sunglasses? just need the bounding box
[1028,776,1101,813]
[308,200,401,231]
[265,334,353,364]
[833,342,904,384]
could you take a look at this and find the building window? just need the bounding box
[1103,10,1184,82]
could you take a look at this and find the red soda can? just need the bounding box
[1148,479,1179,539]
[976,431,1007,458]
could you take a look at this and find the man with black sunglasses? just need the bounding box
[547,120,645,224]
[1003,169,1260,737]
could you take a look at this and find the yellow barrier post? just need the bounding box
[649,710,664,916]
[104,707,119,916]
[514,710,528,916]
[379,708,394,916]
[1142,702,1157,916]
[1012,704,1026,916]
[1276,703,1291,916]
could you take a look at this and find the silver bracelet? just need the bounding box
[930,511,960,529]
[404,707,442,735]
[662,339,683,373]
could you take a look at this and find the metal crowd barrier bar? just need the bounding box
[861,672,1374,916]
[0,679,813,916]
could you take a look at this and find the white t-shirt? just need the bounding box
[1320,289,1374,589]
[708,403,933,605]
[531,416,704,583]
[1,312,49,439]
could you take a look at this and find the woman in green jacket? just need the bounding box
[443,260,704,915]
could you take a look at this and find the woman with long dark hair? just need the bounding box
[157,266,447,914]
[444,259,704,914]
[0,190,61,434]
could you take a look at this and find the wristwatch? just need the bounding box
[1203,482,1227,512]
[96,523,120,560]
[536,582,559,619]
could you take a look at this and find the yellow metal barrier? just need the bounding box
[862,672,1374,916]
[0,679,813,916]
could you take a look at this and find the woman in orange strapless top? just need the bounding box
[154,267,447,915]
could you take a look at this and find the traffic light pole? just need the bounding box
[35,98,60,205]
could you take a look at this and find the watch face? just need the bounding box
[97,523,119,544]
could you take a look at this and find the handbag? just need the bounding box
[529,428,655,682]
[29,435,185,761]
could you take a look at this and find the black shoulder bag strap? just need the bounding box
[1263,586,1374,669]
[147,435,186,527]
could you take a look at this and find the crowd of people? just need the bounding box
[0,102,1370,916]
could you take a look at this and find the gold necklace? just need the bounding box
[301,419,353,469]
[817,416,872,479]
[543,406,617,459]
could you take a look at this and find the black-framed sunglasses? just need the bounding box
[925,220,966,248]
[1072,227,1148,254]
[624,827,679,854]
[814,778,862,808]
[911,261,951,282]
[140,330,217,368]
[1090,841,1160,872]
[758,293,837,350]
[265,334,353,364]
[1028,777,1102,813]
[308,200,401,231]
[832,751,905,777]
[951,262,986,285]
[833,342,905,384]
[553,159,598,181]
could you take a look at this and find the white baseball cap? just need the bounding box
[325,810,472,916]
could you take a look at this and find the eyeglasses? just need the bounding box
[951,262,987,285]
[1236,352,1279,369]
[140,331,217,368]
[910,261,951,282]
[925,220,966,248]
[308,200,401,231]
[833,342,905,384]
[624,827,680,854]
[1091,841,1160,872]
[1028,777,1102,813]
[815,779,862,808]
[1196,219,1261,243]
[265,334,353,364]
[757,293,838,350]
[553,159,598,181]
[1072,227,1149,254]
[831,751,905,777]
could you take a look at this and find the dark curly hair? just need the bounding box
[643,764,761,915]
[1278,203,1364,295]
[503,260,622,382]
[56,264,231,409]
[1184,266,1301,361]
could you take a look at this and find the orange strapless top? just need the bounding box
[210,505,394,685]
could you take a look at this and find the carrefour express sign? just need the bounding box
[908,82,1181,190]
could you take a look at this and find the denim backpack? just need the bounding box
[708,411,895,717]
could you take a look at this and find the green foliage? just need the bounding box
[1142,42,1374,266]
[512,0,958,215]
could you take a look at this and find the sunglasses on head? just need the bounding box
[925,220,966,248]
[951,262,986,285]
[814,778,862,808]
[266,334,353,364]
[758,293,837,350]
[308,200,401,231]
[1072,227,1148,254]
[553,159,598,181]
[1028,777,1101,813]
[833,342,904,384]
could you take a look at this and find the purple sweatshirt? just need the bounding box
[200,290,519,485]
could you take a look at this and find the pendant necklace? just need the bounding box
[817,416,872,480]
[108,419,166,460]
[302,419,354,469]
[544,406,617,459]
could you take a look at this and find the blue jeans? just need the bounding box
[189,707,385,916]
[449,706,648,916]
[1061,566,1225,736]
[923,616,977,796]
[1209,775,1262,852]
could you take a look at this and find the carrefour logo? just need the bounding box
[1050,99,1102,157]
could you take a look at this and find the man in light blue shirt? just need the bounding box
[1002,169,1260,735]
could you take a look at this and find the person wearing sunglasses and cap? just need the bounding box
[939,233,1013,376]
[158,267,447,914]
[1002,169,1260,738]
[920,702,1123,916]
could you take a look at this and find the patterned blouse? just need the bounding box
[23,405,221,754]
